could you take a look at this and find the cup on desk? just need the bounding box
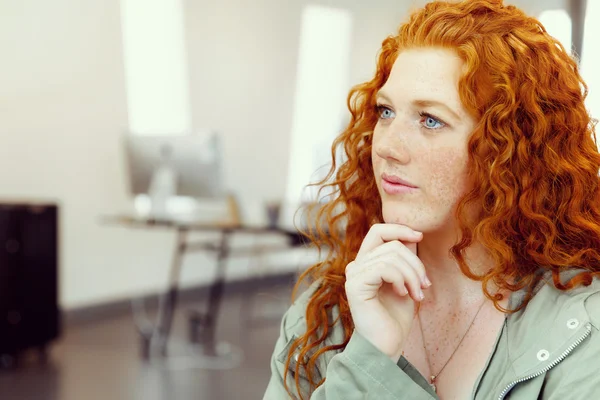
[265,201,281,228]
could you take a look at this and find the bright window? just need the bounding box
[285,5,353,203]
[119,0,192,135]
[581,1,600,123]
[539,9,572,53]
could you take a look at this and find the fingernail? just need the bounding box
[424,276,432,287]
[418,290,425,301]
[413,230,423,237]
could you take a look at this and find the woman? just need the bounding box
[264,0,600,398]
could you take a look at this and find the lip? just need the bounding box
[381,173,417,188]
[381,173,418,195]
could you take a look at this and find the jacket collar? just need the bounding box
[505,270,599,377]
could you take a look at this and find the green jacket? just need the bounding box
[263,273,600,399]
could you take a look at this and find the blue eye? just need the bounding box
[376,105,395,120]
[419,112,445,129]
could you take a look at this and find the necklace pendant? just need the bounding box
[430,376,437,393]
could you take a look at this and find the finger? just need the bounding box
[346,263,409,301]
[388,254,424,301]
[405,241,418,256]
[358,241,429,287]
[357,224,422,259]
[345,260,357,278]
[389,241,430,287]
[350,256,424,303]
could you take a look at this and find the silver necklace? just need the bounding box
[417,299,487,393]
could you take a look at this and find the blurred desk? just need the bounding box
[103,214,310,363]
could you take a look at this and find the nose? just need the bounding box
[373,125,411,164]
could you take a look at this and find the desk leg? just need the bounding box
[189,230,230,355]
[150,227,188,358]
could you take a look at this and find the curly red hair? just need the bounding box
[284,0,600,397]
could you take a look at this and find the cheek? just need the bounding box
[422,147,469,203]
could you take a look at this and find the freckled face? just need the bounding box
[371,47,477,232]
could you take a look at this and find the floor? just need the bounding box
[0,279,297,400]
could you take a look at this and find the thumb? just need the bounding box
[405,242,418,256]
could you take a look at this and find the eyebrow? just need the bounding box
[376,90,462,121]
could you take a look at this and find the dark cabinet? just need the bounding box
[0,202,60,366]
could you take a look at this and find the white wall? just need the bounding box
[0,1,142,308]
[0,0,568,309]
[183,0,415,215]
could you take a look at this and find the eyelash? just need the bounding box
[418,111,446,129]
[375,104,447,129]
[375,104,391,118]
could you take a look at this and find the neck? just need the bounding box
[416,228,494,305]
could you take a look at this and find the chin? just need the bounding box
[381,203,449,233]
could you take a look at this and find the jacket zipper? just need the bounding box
[497,323,592,400]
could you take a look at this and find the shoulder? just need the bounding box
[531,277,600,392]
[528,273,600,327]
[280,279,346,343]
[503,274,600,386]
[577,278,600,329]
[508,274,600,355]
[275,279,346,378]
[280,279,322,335]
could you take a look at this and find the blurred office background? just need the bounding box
[0,0,598,399]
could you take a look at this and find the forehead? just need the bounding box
[380,47,465,107]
